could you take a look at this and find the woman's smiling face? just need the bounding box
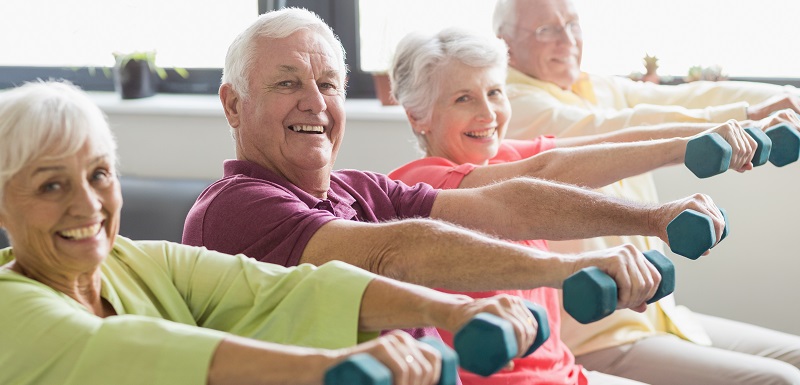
[417,62,511,166]
[0,141,121,275]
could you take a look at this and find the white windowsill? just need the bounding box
[88,92,408,121]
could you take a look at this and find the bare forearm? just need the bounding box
[302,219,572,292]
[358,276,472,332]
[518,138,687,188]
[208,336,334,385]
[433,178,657,242]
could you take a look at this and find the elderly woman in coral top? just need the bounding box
[386,28,799,385]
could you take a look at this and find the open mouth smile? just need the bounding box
[57,222,103,240]
[288,125,325,134]
[465,128,496,139]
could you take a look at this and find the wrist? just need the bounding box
[423,292,473,333]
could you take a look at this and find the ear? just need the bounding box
[405,109,430,136]
[501,35,520,70]
[219,83,242,129]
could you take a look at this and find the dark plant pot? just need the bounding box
[115,59,158,99]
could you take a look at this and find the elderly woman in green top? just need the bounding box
[0,81,539,385]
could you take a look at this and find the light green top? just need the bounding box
[0,236,377,385]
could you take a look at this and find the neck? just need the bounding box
[12,260,111,317]
[282,167,332,200]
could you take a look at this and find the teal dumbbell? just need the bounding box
[324,338,459,385]
[685,129,774,177]
[744,127,773,167]
[685,133,731,178]
[418,337,459,385]
[325,353,391,385]
[562,250,675,324]
[454,300,550,377]
[765,123,800,167]
[667,208,729,260]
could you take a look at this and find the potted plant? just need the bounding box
[112,51,188,99]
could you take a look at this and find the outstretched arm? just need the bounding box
[461,120,755,189]
[432,178,725,246]
[209,276,540,385]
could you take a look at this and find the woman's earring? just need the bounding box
[419,130,426,135]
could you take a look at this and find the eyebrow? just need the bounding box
[276,65,342,81]
[32,155,110,176]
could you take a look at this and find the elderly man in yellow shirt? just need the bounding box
[493,0,800,384]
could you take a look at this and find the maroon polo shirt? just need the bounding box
[182,159,444,340]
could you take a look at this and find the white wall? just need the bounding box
[99,93,800,336]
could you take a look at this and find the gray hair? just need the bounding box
[493,0,518,36]
[390,27,509,149]
[222,7,348,100]
[0,80,117,208]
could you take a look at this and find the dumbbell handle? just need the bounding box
[324,353,391,385]
[562,249,675,324]
[685,129,772,178]
[523,301,550,356]
[325,338,459,385]
[454,301,550,377]
[667,208,728,260]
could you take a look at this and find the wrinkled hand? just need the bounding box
[341,330,442,385]
[652,193,725,252]
[693,119,755,172]
[444,294,538,359]
[753,109,800,132]
[746,94,800,121]
[571,244,659,312]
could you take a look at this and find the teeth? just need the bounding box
[289,125,324,133]
[465,128,496,138]
[59,224,101,240]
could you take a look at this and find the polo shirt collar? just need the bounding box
[223,159,358,219]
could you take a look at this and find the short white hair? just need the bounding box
[222,7,348,100]
[0,80,117,208]
[493,0,519,36]
[390,28,509,135]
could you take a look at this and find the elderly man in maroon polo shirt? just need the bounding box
[183,7,722,349]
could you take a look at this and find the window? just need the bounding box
[576,0,800,79]
[0,0,372,95]
[357,0,800,84]
[0,0,257,93]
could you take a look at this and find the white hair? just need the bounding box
[221,7,348,100]
[493,0,518,36]
[0,80,117,208]
[389,28,509,150]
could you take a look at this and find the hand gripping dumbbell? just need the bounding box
[667,208,729,260]
[562,249,675,324]
[324,337,459,385]
[453,300,550,377]
[684,128,773,178]
[764,123,800,167]
[325,353,391,385]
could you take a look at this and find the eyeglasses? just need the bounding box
[514,21,582,43]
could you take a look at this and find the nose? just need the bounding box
[68,181,102,217]
[297,82,327,115]
[476,97,497,123]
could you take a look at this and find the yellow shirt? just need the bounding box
[504,68,797,355]
[0,236,376,385]
[506,67,797,139]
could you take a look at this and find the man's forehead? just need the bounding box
[258,34,345,75]
[517,0,578,23]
